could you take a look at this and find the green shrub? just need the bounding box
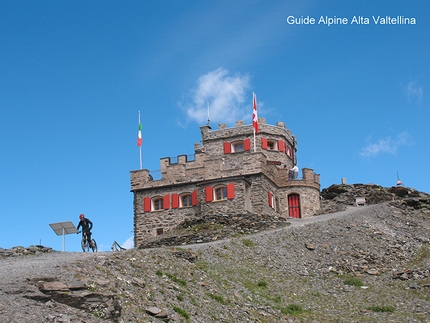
[367,305,395,313]
[173,306,190,320]
[166,273,187,287]
[257,280,268,287]
[281,304,303,315]
[207,293,229,305]
[344,277,364,287]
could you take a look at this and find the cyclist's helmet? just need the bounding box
[79,214,85,220]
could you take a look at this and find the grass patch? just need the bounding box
[410,245,430,267]
[173,306,190,320]
[207,292,229,305]
[280,304,304,315]
[165,273,187,287]
[155,270,187,287]
[242,238,256,247]
[343,277,364,287]
[257,280,268,288]
[367,305,395,313]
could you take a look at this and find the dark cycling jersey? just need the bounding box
[77,218,93,232]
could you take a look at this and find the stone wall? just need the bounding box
[200,119,296,168]
[280,186,321,218]
[131,118,321,247]
[133,182,200,247]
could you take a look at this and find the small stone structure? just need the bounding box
[130,118,320,247]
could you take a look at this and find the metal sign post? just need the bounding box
[49,221,79,252]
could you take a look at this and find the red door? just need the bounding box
[288,194,301,218]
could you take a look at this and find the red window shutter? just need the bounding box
[227,183,235,199]
[192,190,198,206]
[268,192,273,207]
[223,142,231,154]
[205,186,213,202]
[143,197,151,212]
[171,194,179,209]
[261,138,268,150]
[163,194,170,210]
[243,138,251,151]
[278,140,285,152]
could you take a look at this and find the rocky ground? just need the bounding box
[1,184,430,323]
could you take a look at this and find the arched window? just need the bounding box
[214,185,228,201]
[180,193,193,207]
[153,197,164,211]
[205,184,235,202]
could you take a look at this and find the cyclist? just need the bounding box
[77,214,93,245]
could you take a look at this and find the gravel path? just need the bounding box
[183,204,377,251]
[0,251,99,283]
[0,205,366,280]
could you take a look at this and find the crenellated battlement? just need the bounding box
[130,118,321,248]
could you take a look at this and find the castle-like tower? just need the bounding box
[130,118,320,247]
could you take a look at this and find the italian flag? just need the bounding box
[137,123,142,146]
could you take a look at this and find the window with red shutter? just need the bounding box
[261,138,268,149]
[286,145,292,158]
[214,186,227,200]
[227,183,235,199]
[192,190,198,206]
[268,192,273,207]
[278,140,285,152]
[223,142,231,154]
[171,194,179,209]
[163,194,170,210]
[243,138,251,151]
[143,197,151,212]
[205,186,213,202]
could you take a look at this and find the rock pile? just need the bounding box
[0,245,54,258]
[320,183,430,214]
[139,211,289,249]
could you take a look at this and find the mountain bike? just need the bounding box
[79,231,98,252]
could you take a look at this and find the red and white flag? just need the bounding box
[252,92,258,134]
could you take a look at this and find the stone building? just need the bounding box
[130,118,320,247]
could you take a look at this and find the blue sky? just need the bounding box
[1,1,428,251]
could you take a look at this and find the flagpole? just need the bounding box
[253,92,256,152]
[138,111,142,170]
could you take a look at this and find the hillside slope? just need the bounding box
[1,185,429,323]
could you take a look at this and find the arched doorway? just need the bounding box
[288,194,301,218]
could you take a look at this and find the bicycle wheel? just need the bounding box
[90,239,98,252]
[81,238,89,252]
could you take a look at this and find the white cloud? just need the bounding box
[121,236,134,250]
[405,81,423,102]
[183,68,251,125]
[360,132,414,158]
